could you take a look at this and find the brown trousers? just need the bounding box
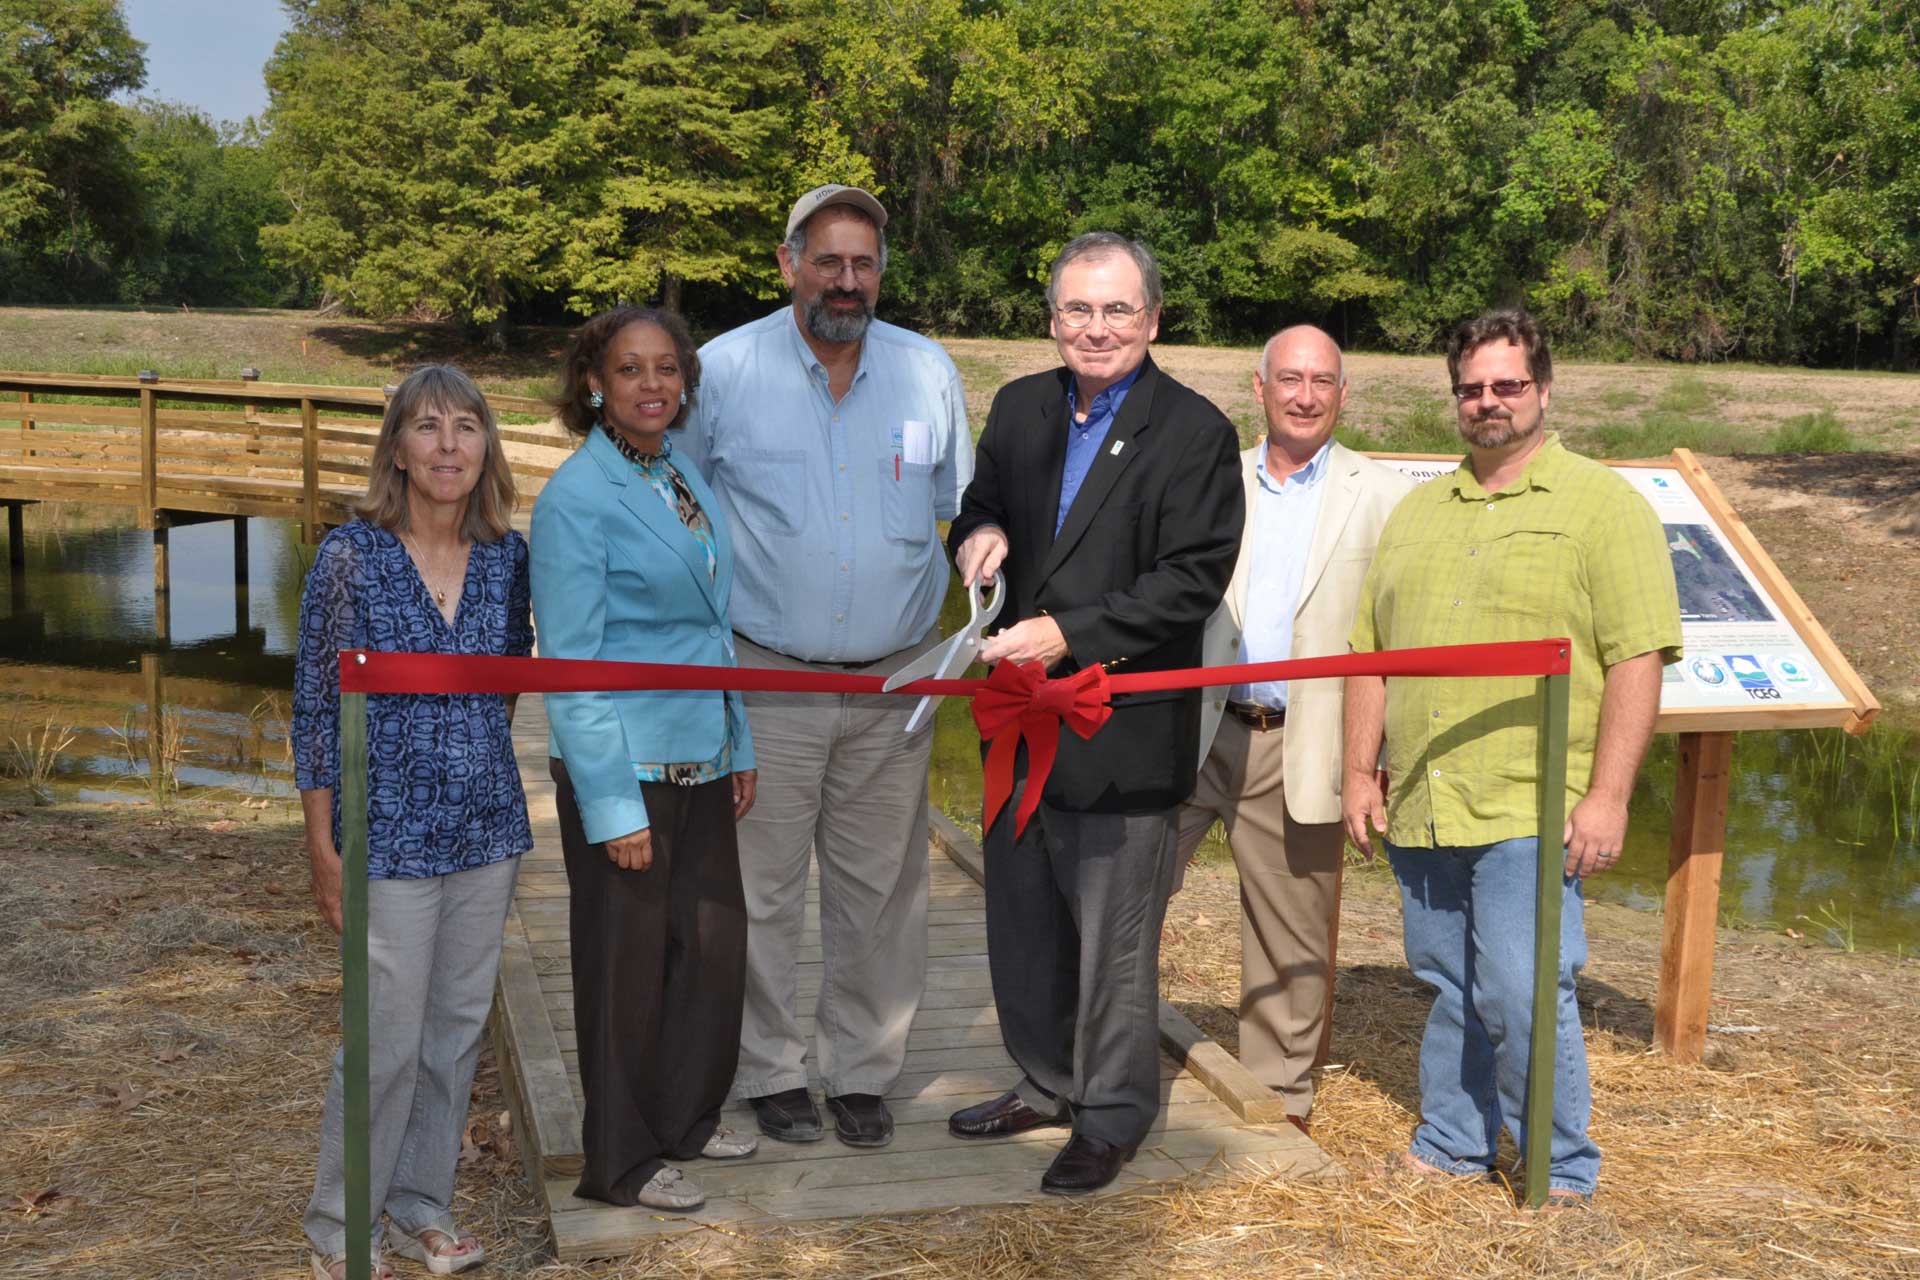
[552,760,745,1204]
[1174,718,1344,1118]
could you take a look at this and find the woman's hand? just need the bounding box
[604,828,653,871]
[733,769,757,821]
[308,835,345,934]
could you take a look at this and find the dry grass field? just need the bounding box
[1,799,1914,1279]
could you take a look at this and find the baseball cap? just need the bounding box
[784,184,889,239]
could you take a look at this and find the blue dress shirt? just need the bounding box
[680,308,972,662]
[1232,438,1334,709]
[293,520,534,879]
[1057,364,1142,535]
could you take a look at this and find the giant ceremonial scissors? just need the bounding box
[881,572,1005,733]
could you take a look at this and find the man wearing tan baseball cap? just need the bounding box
[679,185,972,1151]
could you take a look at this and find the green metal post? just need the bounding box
[1524,669,1572,1209]
[339,689,372,1280]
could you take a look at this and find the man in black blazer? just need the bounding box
[944,233,1244,1193]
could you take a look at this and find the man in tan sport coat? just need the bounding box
[1176,325,1415,1131]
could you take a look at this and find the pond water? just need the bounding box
[0,506,1912,952]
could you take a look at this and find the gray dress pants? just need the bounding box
[304,856,519,1257]
[984,783,1182,1149]
[729,633,935,1100]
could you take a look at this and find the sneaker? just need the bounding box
[748,1087,824,1143]
[701,1125,758,1159]
[635,1166,705,1211]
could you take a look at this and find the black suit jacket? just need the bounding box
[948,353,1244,813]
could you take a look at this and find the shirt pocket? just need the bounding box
[730,448,809,536]
[879,458,935,544]
[1479,527,1575,630]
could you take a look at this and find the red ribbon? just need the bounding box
[337,638,1573,844]
[970,662,1113,840]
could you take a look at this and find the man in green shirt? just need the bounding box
[1342,310,1681,1204]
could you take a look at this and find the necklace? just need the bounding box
[400,530,465,607]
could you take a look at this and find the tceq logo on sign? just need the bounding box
[1726,654,1781,701]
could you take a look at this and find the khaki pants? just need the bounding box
[729,633,935,1100]
[1175,717,1344,1118]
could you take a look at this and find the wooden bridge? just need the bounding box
[495,695,1330,1260]
[0,370,572,640]
[0,370,569,538]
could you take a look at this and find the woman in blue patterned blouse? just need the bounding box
[531,307,757,1212]
[294,364,531,1280]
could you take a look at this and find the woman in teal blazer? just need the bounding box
[530,306,758,1213]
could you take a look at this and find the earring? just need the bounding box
[589,389,604,409]
[679,390,688,406]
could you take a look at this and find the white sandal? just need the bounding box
[388,1223,487,1275]
[308,1249,394,1280]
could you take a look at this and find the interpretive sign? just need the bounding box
[1371,448,1877,733]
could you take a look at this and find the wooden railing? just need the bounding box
[0,372,571,542]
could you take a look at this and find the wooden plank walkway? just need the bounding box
[494,694,1330,1261]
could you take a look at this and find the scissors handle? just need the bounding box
[969,571,1006,628]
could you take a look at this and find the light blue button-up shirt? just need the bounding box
[679,308,971,662]
[1232,438,1334,709]
[1058,364,1141,535]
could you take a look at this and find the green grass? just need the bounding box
[1769,410,1865,453]
[1653,374,1719,415]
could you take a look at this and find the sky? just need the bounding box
[119,0,290,126]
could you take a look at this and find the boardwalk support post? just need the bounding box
[302,397,321,545]
[340,686,373,1280]
[1525,667,1571,1210]
[1654,732,1734,1062]
[152,527,170,645]
[138,381,158,530]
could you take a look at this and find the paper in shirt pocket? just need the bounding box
[901,419,935,466]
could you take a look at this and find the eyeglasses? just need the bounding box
[804,254,880,282]
[1451,378,1535,401]
[1055,301,1150,331]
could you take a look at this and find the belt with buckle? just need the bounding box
[1227,701,1286,731]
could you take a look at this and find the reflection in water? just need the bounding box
[923,576,1919,953]
[0,509,1912,951]
[0,506,303,800]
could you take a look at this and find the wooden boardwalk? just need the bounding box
[494,695,1330,1260]
[0,371,566,542]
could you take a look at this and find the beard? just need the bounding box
[802,289,875,344]
[1460,409,1528,449]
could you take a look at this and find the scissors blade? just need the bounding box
[883,572,1005,733]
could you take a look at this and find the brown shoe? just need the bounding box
[948,1089,1069,1140]
[1285,1114,1310,1137]
[1040,1134,1135,1194]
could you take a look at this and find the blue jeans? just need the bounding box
[1385,837,1600,1196]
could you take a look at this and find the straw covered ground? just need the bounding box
[3,796,1915,1279]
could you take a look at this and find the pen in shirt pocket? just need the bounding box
[894,454,900,481]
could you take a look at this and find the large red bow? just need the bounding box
[971,661,1113,839]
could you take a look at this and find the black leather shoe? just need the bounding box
[825,1092,894,1147]
[948,1089,1070,1140]
[748,1087,823,1143]
[1040,1134,1135,1195]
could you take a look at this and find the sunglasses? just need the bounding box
[1451,378,1535,401]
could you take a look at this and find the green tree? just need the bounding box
[0,0,145,300]
[120,101,303,307]
[262,0,802,337]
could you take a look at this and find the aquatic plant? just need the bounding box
[6,717,77,805]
